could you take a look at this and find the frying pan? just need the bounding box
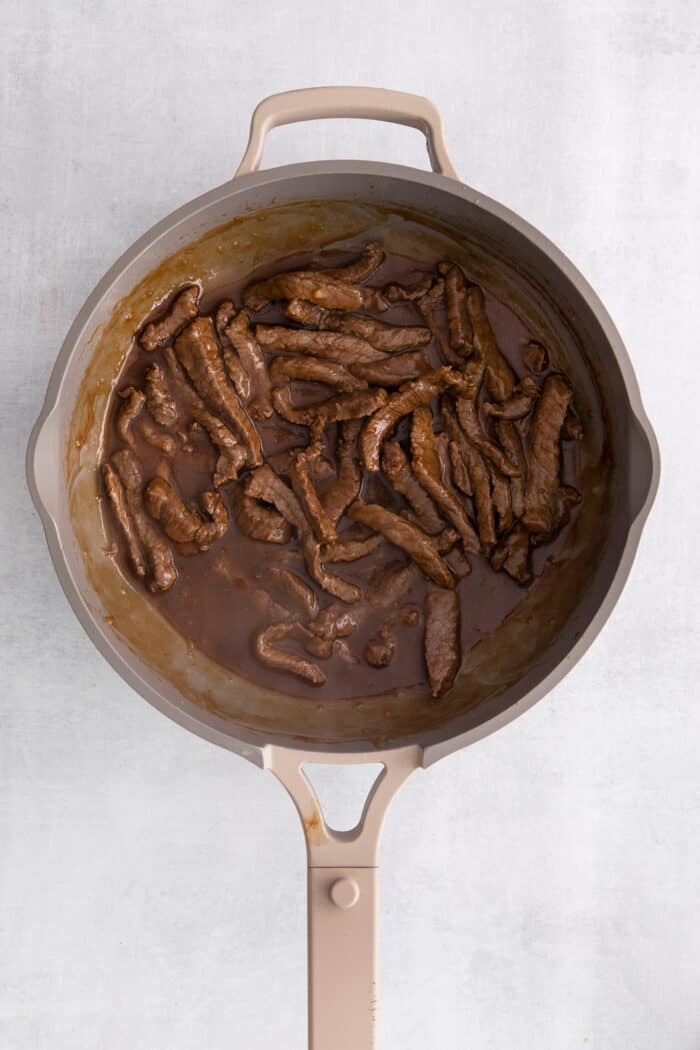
[26,87,659,1049]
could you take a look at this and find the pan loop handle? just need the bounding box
[235,86,458,179]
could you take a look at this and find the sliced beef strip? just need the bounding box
[522,374,573,536]
[350,351,431,387]
[410,406,480,554]
[284,298,431,351]
[490,523,532,585]
[415,279,463,366]
[163,347,246,486]
[482,377,540,421]
[368,559,417,608]
[437,262,473,353]
[524,339,550,375]
[320,420,362,525]
[246,465,361,603]
[382,272,434,303]
[267,567,318,619]
[144,362,179,429]
[364,607,420,668]
[244,271,366,312]
[288,446,336,545]
[272,386,387,429]
[448,440,472,497]
[139,285,200,352]
[424,588,461,699]
[360,366,454,471]
[448,363,521,476]
[268,355,367,392]
[232,480,292,544]
[101,463,147,578]
[319,241,385,281]
[144,477,203,544]
[487,462,514,535]
[347,499,455,589]
[116,386,145,444]
[216,303,252,400]
[465,284,516,401]
[562,407,583,441]
[442,395,498,549]
[309,604,361,642]
[254,622,326,686]
[321,533,383,563]
[255,325,384,364]
[174,317,263,466]
[111,449,177,592]
[494,420,527,520]
[224,310,273,419]
[381,440,444,535]
[138,415,179,456]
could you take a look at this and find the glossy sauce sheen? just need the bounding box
[102,248,587,701]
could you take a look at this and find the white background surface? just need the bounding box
[2,1,699,1047]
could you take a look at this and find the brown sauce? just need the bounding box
[101,245,589,702]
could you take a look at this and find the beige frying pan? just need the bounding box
[26,87,659,1049]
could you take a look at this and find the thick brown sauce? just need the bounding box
[102,247,588,702]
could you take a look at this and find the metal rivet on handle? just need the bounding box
[330,877,360,910]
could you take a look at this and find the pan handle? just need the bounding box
[266,744,421,1050]
[235,86,458,179]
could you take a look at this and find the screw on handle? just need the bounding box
[235,86,458,179]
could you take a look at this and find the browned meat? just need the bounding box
[101,463,146,577]
[364,607,419,668]
[461,442,496,548]
[309,604,360,641]
[381,441,444,535]
[254,623,326,685]
[494,420,527,520]
[268,567,318,618]
[410,407,480,554]
[268,355,367,392]
[466,285,516,401]
[138,415,179,455]
[244,271,365,312]
[215,299,235,339]
[490,523,532,584]
[111,449,177,592]
[321,533,383,563]
[522,374,572,535]
[488,463,513,535]
[350,351,431,387]
[562,407,583,441]
[367,559,416,607]
[116,386,145,444]
[438,262,473,353]
[347,499,455,589]
[144,363,178,429]
[288,446,336,544]
[415,279,462,366]
[197,490,230,546]
[163,347,247,486]
[272,385,387,428]
[224,310,273,419]
[246,465,361,603]
[222,347,252,402]
[140,285,200,352]
[144,477,203,543]
[433,527,459,554]
[424,589,461,698]
[320,241,385,281]
[446,546,472,579]
[320,420,362,525]
[174,317,263,466]
[284,298,431,352]
[360,367,454,471]
[232,480,292,544]
[524,339,550,374]
[255,324,384,364]
[382,272,434,303]
[448,440,471,496]
[448,363,521,476]
[483,377,540,421]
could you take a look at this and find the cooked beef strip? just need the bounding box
[223,310,272,419]
[255,324,384,364]
[232,479,292,544]
[494,420,527,519]
[321,533,383,563]
[111,449,177,592]
[267,567,318,619]
[522,374,572,536]
[465,284,517,401]
[524,339,550,375]
[116,386,145,444]
[254,622,326,685]
[483,377,540,421]
[140,285,200,352]
[415,279,463,366]
[244,271,366,312]
[440,397,496,547]
[268,355,367,392]
[174,317,263,466]
[410,406,481,554]
[562,407,584,441]
[347,499,455,589]
[350,351,431,387]
[222,347,252,402]
[320,420,362,525]
[144,477,203,544]
[365,607,420,668]
[101,463,147,578]
[448,363,521,476]
[490,523,532,584]
[382,272,434,303]
[144,362,179,429]
[381,440,444,535]
[424,588,461,698]
[360,366,454,471]
[288,446,336,544]
[272,385,387,428]
[487,462,514,535]
[138,414,179,455]
[438,262,473,353]
[448,440,472,497]
[320,241,385,281]
[367,559,416,607]
[284,298,431,351]
[309,604,361,641]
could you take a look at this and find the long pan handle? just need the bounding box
[266,745,421,1050]
[235,86,457,179]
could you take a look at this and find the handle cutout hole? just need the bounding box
[301,763,385,833]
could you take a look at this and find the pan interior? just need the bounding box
[66,195,622,751]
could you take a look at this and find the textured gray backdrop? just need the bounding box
[2,1,698,1047]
